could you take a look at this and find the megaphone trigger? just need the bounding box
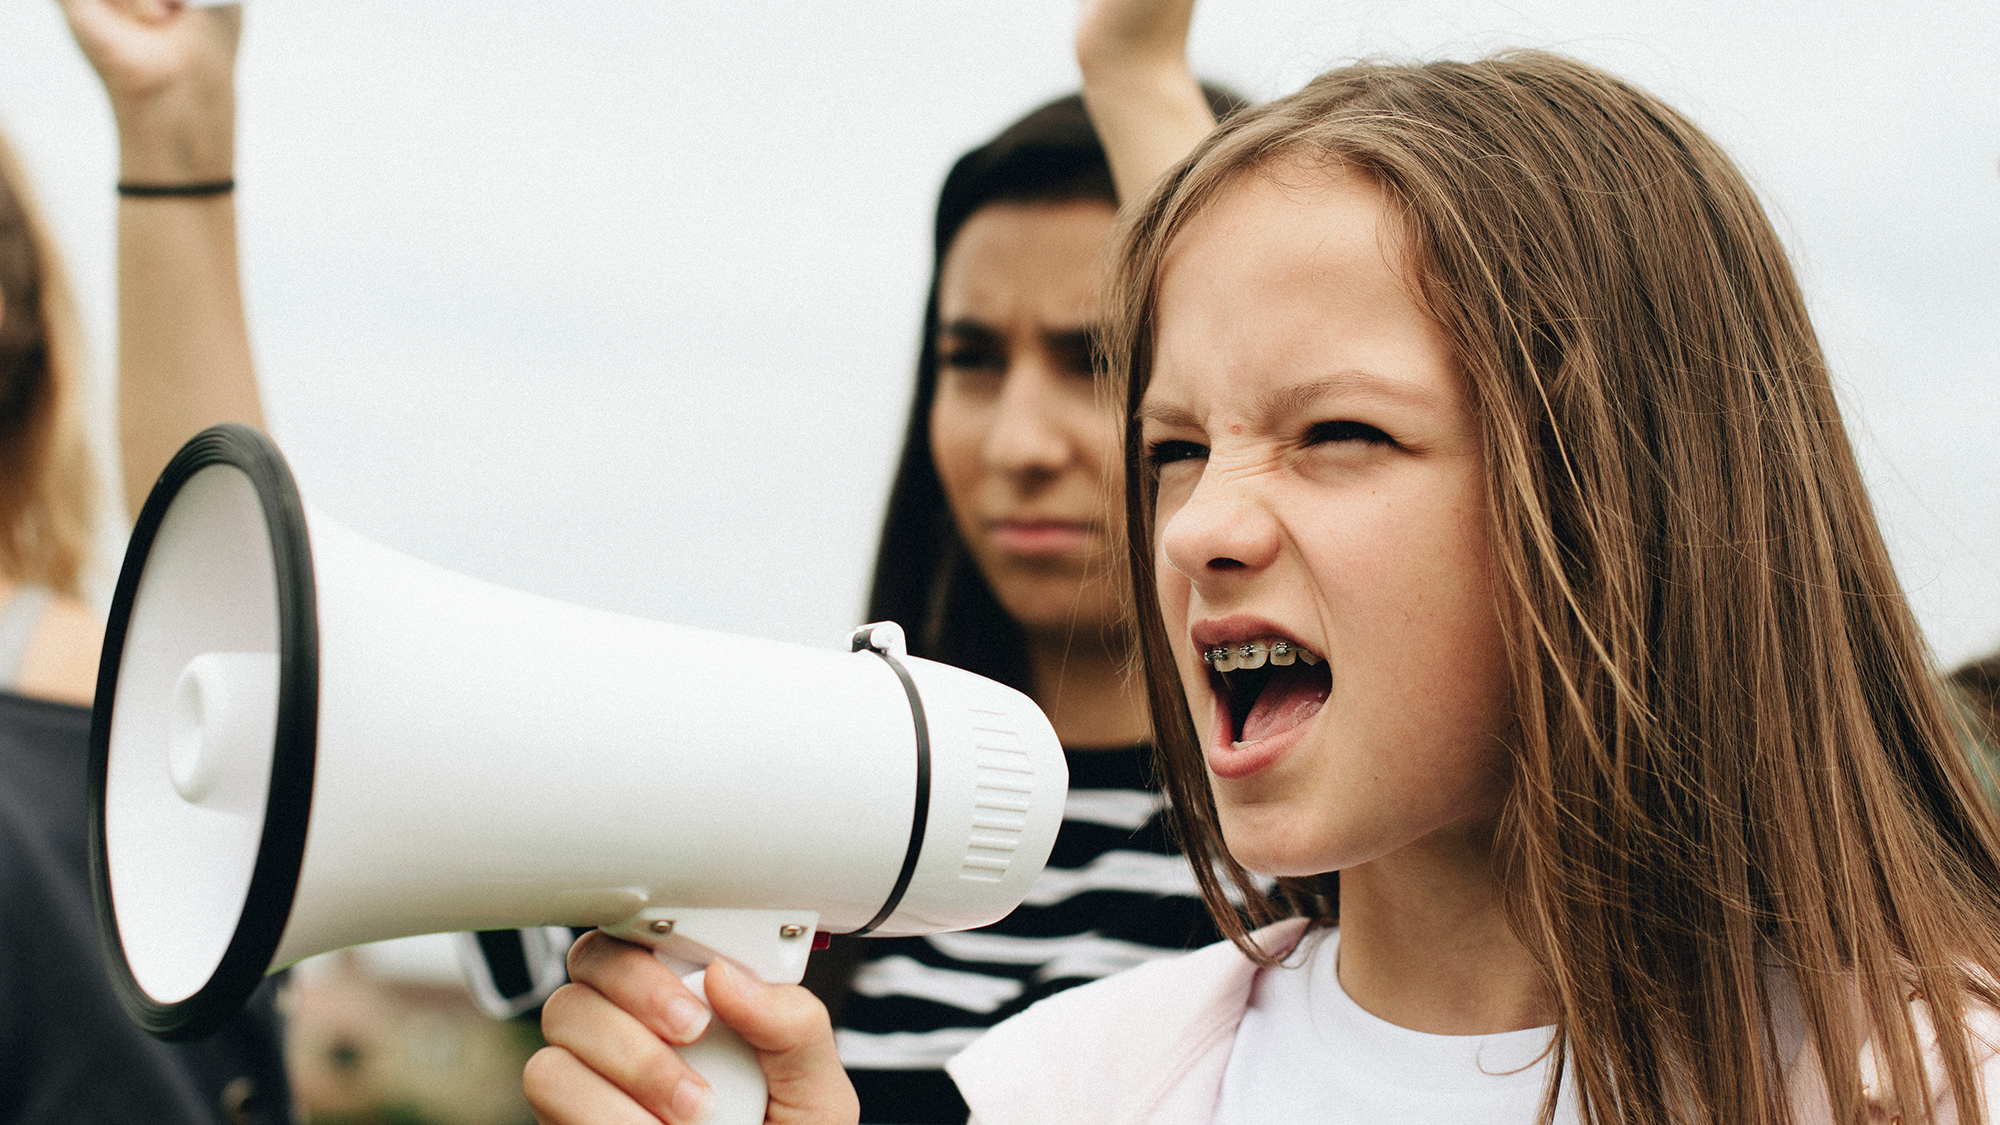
[594,906,822,1123]
[599,906,820,985]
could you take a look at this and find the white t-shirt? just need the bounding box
[1214,928,1579,1124]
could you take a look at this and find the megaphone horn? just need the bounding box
[90,426,1067,1123]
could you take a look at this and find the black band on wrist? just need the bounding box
[116,179,236,198]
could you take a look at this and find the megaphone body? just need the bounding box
[92,426,1067,1121]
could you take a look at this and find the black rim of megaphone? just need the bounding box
[88,423,320,1042]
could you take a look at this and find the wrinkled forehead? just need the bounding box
[1148,166,1426,360]
[1145,161,1428,360]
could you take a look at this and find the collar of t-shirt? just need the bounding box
[1214,927,1579,1124]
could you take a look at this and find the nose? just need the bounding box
[1159,463,1281,581]
[982,360,1073,480]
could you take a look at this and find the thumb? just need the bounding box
[703,960,859,1125]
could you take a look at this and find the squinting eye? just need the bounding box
[1305,420,1393,446]
[1145,439,1208,469]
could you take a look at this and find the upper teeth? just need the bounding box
[1203,638,1320,672]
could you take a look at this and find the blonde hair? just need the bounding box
[0,130,97,598]
[1109,52,2000,1124]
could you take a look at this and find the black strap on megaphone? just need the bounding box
[847,624,931,937]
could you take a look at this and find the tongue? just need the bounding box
[1240,662,1331,743]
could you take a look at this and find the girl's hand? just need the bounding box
[57,0,240,183]
[526,931,860,1125]
[1074,0,1217,203]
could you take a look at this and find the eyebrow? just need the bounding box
[1136,401,1203,430]
[1266,372,1455,417]
[936,319,1098,347]
[1138,370,1457,429]
[936,319,1001,346]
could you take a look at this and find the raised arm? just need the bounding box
[59,0,264,519]
[1075,0,1217,203]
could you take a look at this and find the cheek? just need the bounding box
[927,392,983,521]
[1153,536,1192,626]
[1152,542,1205,690]
[1333,496,1510,755]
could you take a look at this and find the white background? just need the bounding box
[1,0,1996,666]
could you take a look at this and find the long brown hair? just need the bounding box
[1108,52,2000,1124]
[0,131,97,598]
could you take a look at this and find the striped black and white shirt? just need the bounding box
[834,743,1220,1124]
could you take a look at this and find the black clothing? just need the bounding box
[0,692,292,1125]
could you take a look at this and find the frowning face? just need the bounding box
[930,198,1125,641]
[1141,166,1514,878]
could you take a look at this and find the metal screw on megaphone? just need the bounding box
[779,924,807,939]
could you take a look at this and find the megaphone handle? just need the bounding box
[599,908,820,1125]
[672,966,769,1125]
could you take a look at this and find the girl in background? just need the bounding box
[820,88,1236,1124]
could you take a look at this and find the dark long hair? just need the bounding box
[866,89,1239,695]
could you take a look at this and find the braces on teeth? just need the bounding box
[1202,640,1322,672]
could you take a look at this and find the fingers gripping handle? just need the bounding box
[600,907,821,1125]
[672,971,766,1124]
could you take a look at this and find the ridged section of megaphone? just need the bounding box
[861,656,1065,937]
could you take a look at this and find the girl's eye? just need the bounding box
[1304,419,1393,446]
[938,345,1004,373]
[1145,439,1208,469]
[1048,335,1100,380]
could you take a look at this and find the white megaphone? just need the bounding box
[90,425,1066,1123]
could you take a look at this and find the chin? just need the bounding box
[1215,804,1346,880]
[1219,795,1446,880]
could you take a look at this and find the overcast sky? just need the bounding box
[1,0,1995,668]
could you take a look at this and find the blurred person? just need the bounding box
[811,85,1244,1124]
[0,2,286,1121]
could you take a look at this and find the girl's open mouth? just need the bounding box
[1205,638,1332,746]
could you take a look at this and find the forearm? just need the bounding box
[116,190,262,518]
[1076,0,1217,204]
[105,31,264,519]
[1079,63,1217,205]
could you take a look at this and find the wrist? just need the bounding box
[1079,54,1196,99]
[1088,48,1176,82]
[112,84,236,184]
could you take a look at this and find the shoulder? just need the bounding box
[1783,977,2000,1123]
[949,918,1311,1125]
[16,594,102,707]
[1857,990,2000,1123]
